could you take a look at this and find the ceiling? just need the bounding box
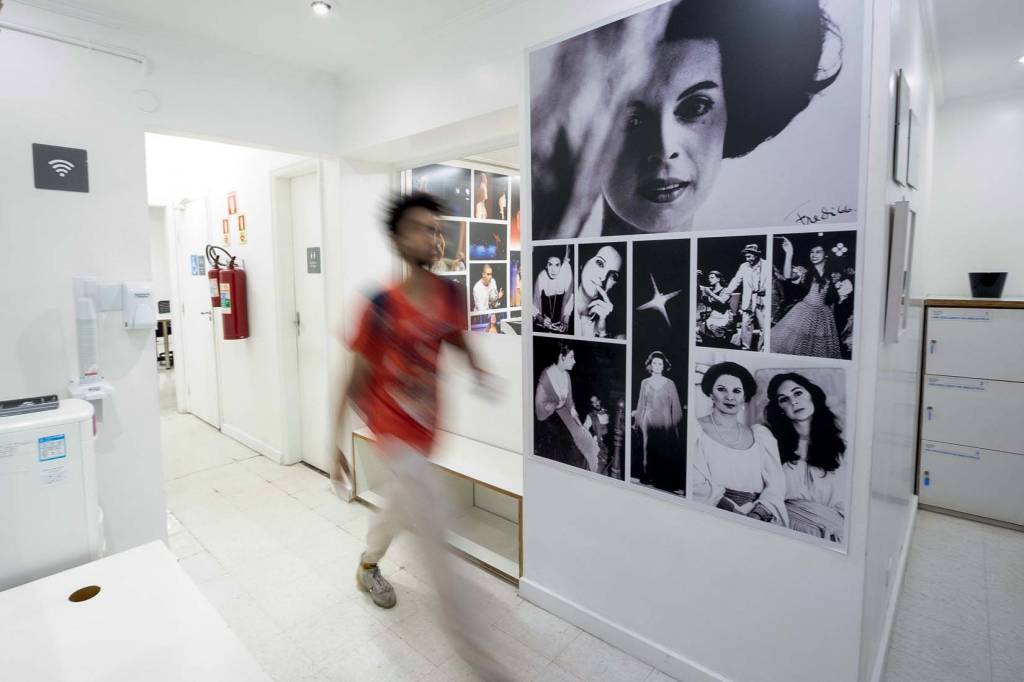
[928,0,1024,101]
[7,0,519,77]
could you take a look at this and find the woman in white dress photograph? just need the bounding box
[689,361,787,525]
[764,372,847,543]
[632,351,685,493]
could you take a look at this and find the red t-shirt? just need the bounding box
[349,276,466,454]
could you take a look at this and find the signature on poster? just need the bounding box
[786,202,855,226]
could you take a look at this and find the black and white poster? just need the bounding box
[696,235,769,352]
[529,0,862,240]
[771,229,857,360]
[412,164,472,218]
[690,350,850,546]
[469,262,507,313]
[534,336,627,480]
[527,0,864,553]
[532,244,574,335]
[576,242,627,340]
[631,238,690,496]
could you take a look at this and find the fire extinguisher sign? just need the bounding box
[220,282,232,311]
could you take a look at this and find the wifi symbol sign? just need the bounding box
[49,159,75,177]
[33,143,89,192]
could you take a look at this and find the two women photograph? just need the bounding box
[689,358,849,544]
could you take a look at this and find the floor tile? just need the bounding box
[495,600,581,660]
[553,631,652,682]
[890,604,991,682]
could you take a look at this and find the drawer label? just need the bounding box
[924,443,981,460]
[927,377,987,391]
[931,309,991,322]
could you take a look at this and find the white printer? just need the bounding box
[0,398,104,591]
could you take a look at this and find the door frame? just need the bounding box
[271,159,327,466]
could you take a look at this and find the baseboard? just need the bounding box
[869,495,918,682]
[518,577,730,682]
[220,423,285,463]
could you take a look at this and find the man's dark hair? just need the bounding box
[385,192,445,235]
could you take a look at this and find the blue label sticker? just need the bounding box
[38,434,66,462]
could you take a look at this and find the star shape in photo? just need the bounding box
[637,274,681,326]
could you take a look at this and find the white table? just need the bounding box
[0,541,270,682]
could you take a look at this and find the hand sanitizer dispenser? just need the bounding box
[122,281,156,330]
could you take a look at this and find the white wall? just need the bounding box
[0,30,165,554]
[146,133,306,460]
[148,207,172,303]
[915,90,1024,297]
[859,0,936,678]
[0,1,339,554]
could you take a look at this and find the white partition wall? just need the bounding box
[519,1,928,681]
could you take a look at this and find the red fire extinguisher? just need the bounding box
[206,247,222,308]
[219,257,249,340]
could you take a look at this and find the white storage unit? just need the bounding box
[919,299,1024,526]
[352,428,522,582]
[0,399,104,591]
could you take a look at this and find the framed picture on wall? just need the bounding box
[884,200,915,343]
[893,70,911,186]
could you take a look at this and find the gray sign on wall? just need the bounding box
[33,143,89,193]
[306,247,321,274]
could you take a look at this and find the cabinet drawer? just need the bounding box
[926,308,1024,381]
[920,441,1024,525]
[920,376,1024,454]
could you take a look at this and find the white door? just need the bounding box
[177,198,221,428]
[290,173,329,471]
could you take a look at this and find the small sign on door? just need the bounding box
[307,247,321,274]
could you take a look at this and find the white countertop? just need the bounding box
[0,541,270,682]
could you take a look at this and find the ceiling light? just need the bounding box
[311,1,331,16]
[1018,55,1024,65]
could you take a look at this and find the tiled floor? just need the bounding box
[884,510,1024,682]
[159,372,666,681]
[160,371,1024,682]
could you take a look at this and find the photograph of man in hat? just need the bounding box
[695,236,769,352]
[722,242,770,351]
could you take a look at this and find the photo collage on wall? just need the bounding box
[410,163,522,335]
[527,0,865,550]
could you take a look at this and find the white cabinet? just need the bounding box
[919,302,1024,526]
[925,307,1024,382]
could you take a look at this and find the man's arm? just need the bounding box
[328,352,372,490]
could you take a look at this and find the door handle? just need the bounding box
[926,406,933,421]
[200,310,212,317]
[928,340,936,354]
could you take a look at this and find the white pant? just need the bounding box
[362,438,509,680]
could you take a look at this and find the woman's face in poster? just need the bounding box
[603,38,727,233]
[650,356,664,376]
[774,379,815,423]
[545,256,562,280]
[558,349,576,371]
[581,246,622,297]
[809,246,826,265]
[708,272,720,286]
[710,374,744,415]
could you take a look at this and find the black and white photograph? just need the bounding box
[509,251,523,309]
[430,219,468,274]
[771,229,857,360]
[533,336,627,480]
[576,241,627,340]
[529,0,863,240]
[469,262,507,313]
[532,244,574,335]
[469,222,508,261]
[510,176,521,250]
[411,164,472,218]
[473,171,509,221]
[631,238,690,496]
[689,349,851,548]
[696,235,769,352]
[438,273,469,330]
[471,311,507,334]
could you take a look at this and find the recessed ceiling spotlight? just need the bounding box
[311,1,332,16]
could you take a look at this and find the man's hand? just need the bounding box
[329,447,354,502]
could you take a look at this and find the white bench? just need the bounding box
[351,428,523,583]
